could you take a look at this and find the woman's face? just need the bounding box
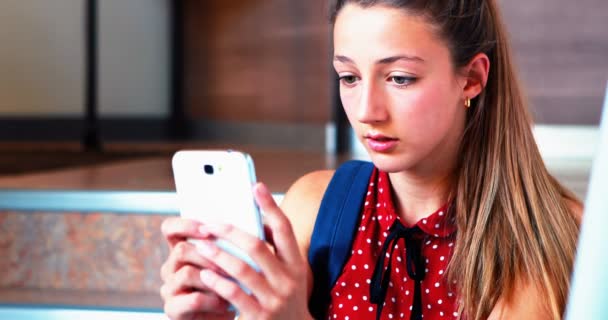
[333,4,468,175]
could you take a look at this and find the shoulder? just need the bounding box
[488,279,551,320]
[279,170,335,297]
[280,170,335,251]
[283,170,335,207]
[565,197,584,224]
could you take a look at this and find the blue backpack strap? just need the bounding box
[307,160,374,319]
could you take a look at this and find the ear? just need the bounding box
[461,53,490,100]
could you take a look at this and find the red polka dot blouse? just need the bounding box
[326,168,460,320]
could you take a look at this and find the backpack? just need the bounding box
[307,160,375,319]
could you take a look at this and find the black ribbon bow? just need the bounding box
[370,221,426,320]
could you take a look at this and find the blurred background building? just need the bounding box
[0,0,605,150]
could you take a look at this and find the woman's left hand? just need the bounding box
[196,183,313,320]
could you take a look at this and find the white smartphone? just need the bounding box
[171,150,265,272]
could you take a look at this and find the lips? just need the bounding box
[365,132,398,141]
[365,133,398,152]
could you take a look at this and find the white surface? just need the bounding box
[534,125,600,160]
[565,84,608,319]
[172,151,264,238]
[0,0,169,117]
[0,307,167,320]
[172,151,266,272]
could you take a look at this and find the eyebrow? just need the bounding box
[333,54,425,65]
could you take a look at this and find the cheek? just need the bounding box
[339,89,359,121]
[390,83,460,140]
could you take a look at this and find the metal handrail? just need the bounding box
[0,189,284,214]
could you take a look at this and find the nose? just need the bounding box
[357,80,389,124]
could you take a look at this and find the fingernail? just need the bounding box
[257,183,269,195]
[200,269,214,283]
[196,240,217,257]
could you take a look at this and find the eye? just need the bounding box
[339,75,359,85]
[389,75,416,87]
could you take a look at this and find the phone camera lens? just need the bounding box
[204,164,214,175]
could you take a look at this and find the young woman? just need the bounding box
[159,0,582,319]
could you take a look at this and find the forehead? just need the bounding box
[333,4,449,62]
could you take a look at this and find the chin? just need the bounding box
[367,152,414,173]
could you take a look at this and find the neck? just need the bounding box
[387,116,463,225]
[388,165,455,226]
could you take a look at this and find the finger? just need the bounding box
[164,265,212,297]
[200,269,261,316]
[253,183,303,266]
[164,291,233,319]
[263,224,277,253]
[161,241,222,282]
[195,239,281,303]
[199,222,294,289]
[161,217,207,249]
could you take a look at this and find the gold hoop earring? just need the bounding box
[464,97,471,108]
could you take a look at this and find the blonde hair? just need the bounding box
[331,0,581,318]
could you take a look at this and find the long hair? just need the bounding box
[330,1,580,319]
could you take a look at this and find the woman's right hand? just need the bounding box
[160,217,235,320]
